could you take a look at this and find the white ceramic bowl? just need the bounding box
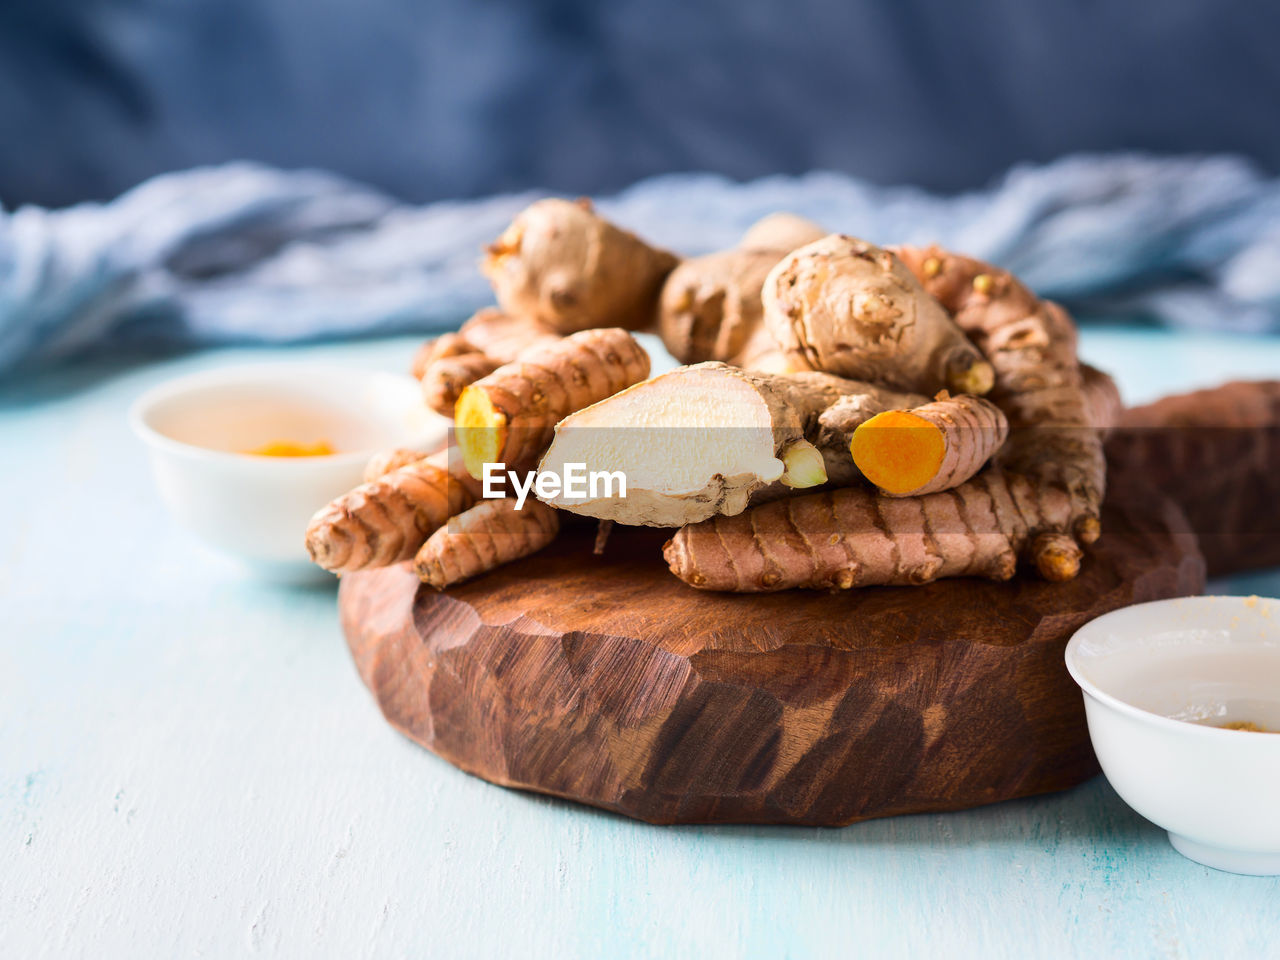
[1066,596,1280,875]
[130,363,447,583]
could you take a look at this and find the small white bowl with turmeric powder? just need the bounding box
[131,363,445,582]
[1066,595,1280,875]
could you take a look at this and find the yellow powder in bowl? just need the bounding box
[245,440,335,457]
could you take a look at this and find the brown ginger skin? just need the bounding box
[658,213,825,369]
[663,467,1079,592]
[738,212,828,252]
[659,248,795,367]
[414,498,560,588]
[483,198,677,333]
[455,327,651,479]
[762,235,995,396]
[851,392,1009,497]
[892,246,1106,571]
[306,448,482,573]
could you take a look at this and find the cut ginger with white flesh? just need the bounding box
[538,361,892,527]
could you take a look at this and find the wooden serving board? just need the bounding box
[340,484,1204,826]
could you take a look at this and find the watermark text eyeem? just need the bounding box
[482,463,626,510]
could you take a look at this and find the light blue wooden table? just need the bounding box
[3,328,1279,959]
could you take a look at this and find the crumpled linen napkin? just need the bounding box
[2,153,1277,377]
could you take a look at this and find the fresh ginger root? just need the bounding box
[414,308,563,417]
[537,361,918,526]
[483,198,677,333]
[414,498,560,587]
[658,213,824,368]
[658,248,791,367]
[306,447,482,573]
[851,392,1008,497]
[891,246,1106,574]
[664,467,1079,592]
[455,327,650,479]
[761,235,995,396]
[738,212,828,253]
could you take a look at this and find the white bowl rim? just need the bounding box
[128,361,427,469]
[1064,595,1280,740]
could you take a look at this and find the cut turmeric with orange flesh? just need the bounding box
[851,394,1009,497]
[455,385,507,480]
[850,410,945,495]
[455,327,650,480]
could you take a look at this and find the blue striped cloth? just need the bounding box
[2,154,1278,377]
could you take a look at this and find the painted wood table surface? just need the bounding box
[3,328,1279,960]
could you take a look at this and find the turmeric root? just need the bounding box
[892,246,1106,572]
[414,498,560,588]
[851,393,1008,497]
[762,235,995,396]
[421,353,501,416]
[451,307,563,360]
[455,327,650,479]
[537,361,916,526]
[306,447,481,572]
[483,198,677,333]
[663,468,1077,592]
[415,308,563,417]
[658,213,824,368]
[362,447,431,483]
[411,332,473,380]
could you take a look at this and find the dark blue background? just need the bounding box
[1,0,1277,207]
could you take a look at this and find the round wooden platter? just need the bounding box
[339,485,1204,826]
